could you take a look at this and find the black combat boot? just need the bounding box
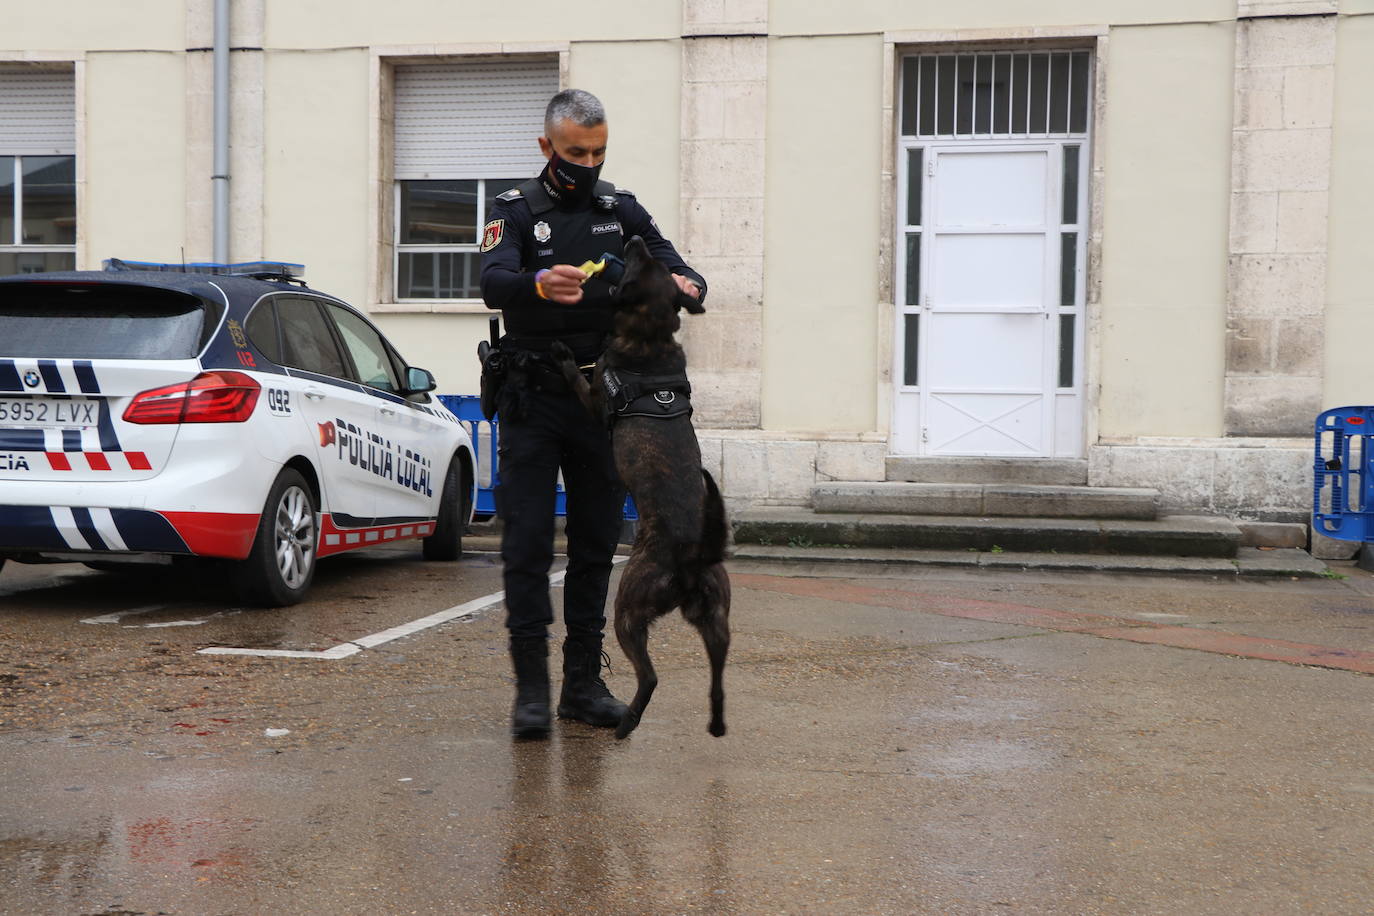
[557,634,629,727]
[509,636,551,740]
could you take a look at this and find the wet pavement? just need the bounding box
[2,546,1373,914]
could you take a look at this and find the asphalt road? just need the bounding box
[2,544,1373,914]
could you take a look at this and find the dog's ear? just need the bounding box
[676,290,706,314]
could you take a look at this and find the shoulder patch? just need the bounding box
[497,188,523,202]
[614,187,636,197]
[480,219,505,252]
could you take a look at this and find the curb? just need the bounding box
[727,545,1331,579]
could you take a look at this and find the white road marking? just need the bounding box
[81,604,167,625]
[129,610,238,629]
[197,558,625,660]
[200,644,362,660]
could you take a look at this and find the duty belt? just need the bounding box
[502,333,602,395]
[602,367,693,423]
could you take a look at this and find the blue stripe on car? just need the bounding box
[96,402,121,451]
[0,505,69,550]
[37,360,65,392]
[0,430,45,450]
[285,368,366,393]
[110,509,192,552]
[71,507,108,550]
[0,505,192,554]
[0,360,19,392]
[331,511,435,528]
[73,360,100,394]
[62,429,81,451]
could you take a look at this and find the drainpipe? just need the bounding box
[212,0,230,263]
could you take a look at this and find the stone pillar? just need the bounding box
[678,1,768,428]
[1225,3,1337,435]
[186,0,265,262]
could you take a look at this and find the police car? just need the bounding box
[0,260,476,606]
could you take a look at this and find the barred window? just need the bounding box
[901,50,1091,139]
[392,58,557,300]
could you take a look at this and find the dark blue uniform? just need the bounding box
[480,174,705,642]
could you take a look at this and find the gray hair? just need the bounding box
[544,89,606,134]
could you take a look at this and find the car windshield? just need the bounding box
[0,284,215,359]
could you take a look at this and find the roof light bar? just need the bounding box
[102,258,306,280]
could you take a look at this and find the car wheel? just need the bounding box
[231,468,319,607]
[422,456,468,562]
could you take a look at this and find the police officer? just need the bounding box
[480,89,706,739]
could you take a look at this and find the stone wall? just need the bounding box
[1225,8,1337,435]
[697,430,1315,523]
[698,432,888,513]
[677,1,767,428]
[1089,440,1311,521]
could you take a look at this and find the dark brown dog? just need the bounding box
[551,236,731,739]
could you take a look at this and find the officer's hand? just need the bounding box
[672,274,701,299]
[535,265,588,305]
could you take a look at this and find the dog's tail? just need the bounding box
[671,468,731,597]
[699,467,731,567]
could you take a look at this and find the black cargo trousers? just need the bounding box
[496,380,625,641]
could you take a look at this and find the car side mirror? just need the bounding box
[404,366,437,394]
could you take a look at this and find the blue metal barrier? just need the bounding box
[1313,406,1374,542]
[439,395,636,521]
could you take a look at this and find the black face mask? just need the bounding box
[543,152,603,208]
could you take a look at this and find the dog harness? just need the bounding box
[602,367,692,423]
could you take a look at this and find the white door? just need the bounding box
[894,142,1083,457]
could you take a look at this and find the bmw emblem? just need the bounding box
[22,370,40,388]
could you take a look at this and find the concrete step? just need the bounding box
[886,456,1088,486]
[731,507,1241,558]
[730,545,1330,579]
[812,482,1160,520]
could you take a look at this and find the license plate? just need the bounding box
[0,397,99,429]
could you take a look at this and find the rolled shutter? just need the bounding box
[395,59,557,181]
[0,68,75,156]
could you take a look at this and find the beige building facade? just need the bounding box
[3,0,1372,522]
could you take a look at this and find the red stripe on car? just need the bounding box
[317,514,437,557]
[86,452,111,471]
[126,451,152,470]
[160,511,260,560]
[46,452,72,471]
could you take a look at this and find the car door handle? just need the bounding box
[304,389,326,401]
[379,406,398,417]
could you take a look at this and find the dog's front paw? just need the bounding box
[709,719,726,738]
[549,340,575,362]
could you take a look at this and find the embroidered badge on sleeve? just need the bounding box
[480,219,505,252]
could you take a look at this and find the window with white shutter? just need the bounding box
[393,58,557,300]
[0,67,76,276]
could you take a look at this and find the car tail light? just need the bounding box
[123,371,262,424]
